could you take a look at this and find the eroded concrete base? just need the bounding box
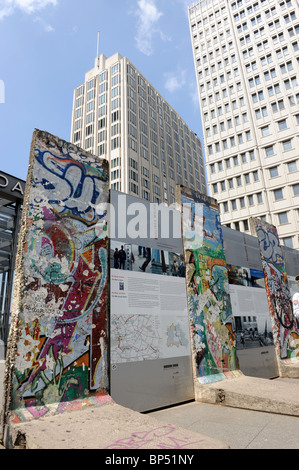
[194,374,299,416]
[278,361,299,379]
[3,400,230,449]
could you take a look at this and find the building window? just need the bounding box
[241,153,247,163]
[282,139,293,151]
[253,170,259,182]
[265,145,275,157]
[261,126,270,136]
[287,160,297,172]
[245,131,252,141]
[274,188,284,200]
[293,184,299,196]
[248,195,254,206]
[269,166,279,178]
[278,211,288,224]
[257,192,263,203]
[278,119,288,130]
[130,182,138,194]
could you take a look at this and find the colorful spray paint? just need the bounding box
[2,130,110,428]
[250,217,299,362]
[176,186,239,384]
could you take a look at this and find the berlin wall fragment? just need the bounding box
[1,130,110,434]
[176,186,240,386]
[250,217,299,362]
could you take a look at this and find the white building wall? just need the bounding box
[189,0,299,249]
[71,53,207,205]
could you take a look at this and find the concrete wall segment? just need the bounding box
[1,130,110,438]
[250,217,299,364]
[175,185,240,388]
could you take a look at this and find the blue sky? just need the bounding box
[0,0,203,180]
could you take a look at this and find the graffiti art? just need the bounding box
[251,217,299,360]
[177,187,239,380]
[6,131,110,422]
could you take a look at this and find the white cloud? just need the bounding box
[0,0,57,20]
[164,69,186,93]
[134,0,164,56]
[34,15,54,32]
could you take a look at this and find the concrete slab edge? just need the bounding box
[3,401,231,450]
[194,376,299,417]
[278,361,299,378]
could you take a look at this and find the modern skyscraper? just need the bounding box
[70,52,207,205]
[189,0,299,249]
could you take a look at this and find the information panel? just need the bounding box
[109,191,194,412]
[223,226,279,378]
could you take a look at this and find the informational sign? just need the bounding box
[223,226,279,378]
[109,190,194,412]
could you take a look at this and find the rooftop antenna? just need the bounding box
[96,30,100,68]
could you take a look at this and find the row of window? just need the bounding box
[248,61,295,87]
[200,41,297,99]
[221,192,264,212]
[251,76,298,102]
[203,96,246,121]
[127,128,204,185]
[191,0,293,49]
[208,131,252,155]
[195,14,297,77]
[234,9,296,32]
[206,113,248,136]
[201,81,242,101]
[211,156,298,181]
[218,179,299,200]
[231,0,292,12]
[208,115,298,148]
[210,150,256,174]
[213,169,260,194]
[77,72,200,144]
[204,91,298,127]
[272,185,299,200]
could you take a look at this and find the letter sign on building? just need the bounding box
[0,171,25,201]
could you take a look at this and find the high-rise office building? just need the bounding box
[189,0,299,249]
[71,52,206,205]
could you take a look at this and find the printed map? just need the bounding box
[111,314,190,363]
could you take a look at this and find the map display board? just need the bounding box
[109,191,194,412]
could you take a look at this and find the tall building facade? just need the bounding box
[71,53,206,205]
[189,0,299,249]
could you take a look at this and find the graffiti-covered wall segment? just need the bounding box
[177,186,240,384]
[250,218,299,362]
[4,130,109,422]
